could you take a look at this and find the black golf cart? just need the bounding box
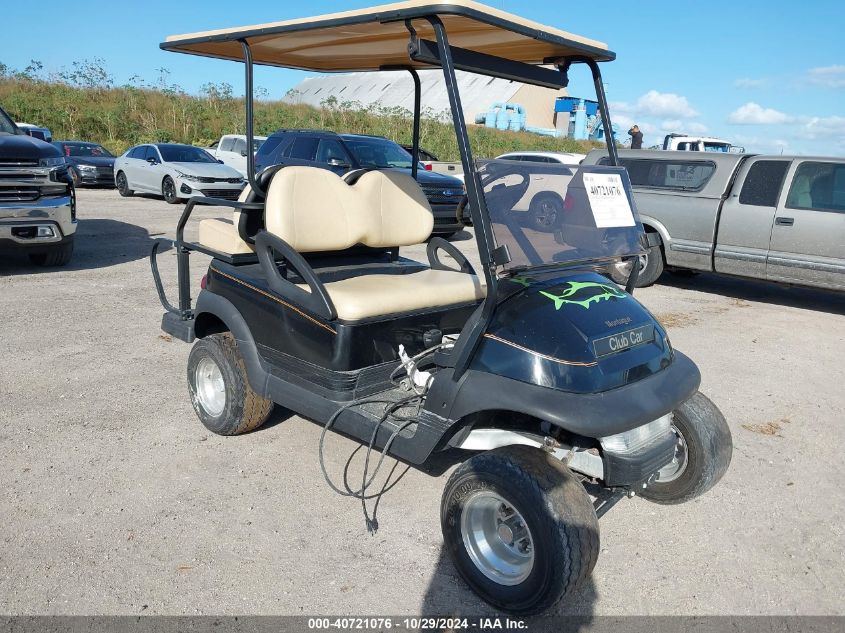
[151,0,732,615]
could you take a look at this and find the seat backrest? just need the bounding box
[264,166,433,253]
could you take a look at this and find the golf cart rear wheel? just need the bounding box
[441,445,599,615]
[187,333,273,435]
[641,391,732,505]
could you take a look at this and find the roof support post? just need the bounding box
[239,39,263,196]
[381,63,421,179]
[421,16,499,381]
[586,59,619,167]
[558,57,619,166]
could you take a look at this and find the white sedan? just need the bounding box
[114,143,245,204]
[493,152,584,232]
[496,151,586,165]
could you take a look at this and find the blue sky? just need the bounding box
[4,1,844,155]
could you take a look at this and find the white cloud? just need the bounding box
[732,115,845,155]
[686,122,710,135]
[797,115,845,140]
[636,90,699,118]
[612,90,699,119]
[658,120,708,134]
[807,65,845,88]
[727,102,792,125]
[659,119,682,132]
[734,78,768,89]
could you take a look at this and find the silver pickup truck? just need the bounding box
[0,106,76,266]
[583,149,845,291]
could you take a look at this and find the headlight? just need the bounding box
[39,156,65,167]
[77,164,97,172]
[175,170,201,182]
[600,415,671,453]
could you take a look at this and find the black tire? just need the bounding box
[28,240,74,267]
[634,244,665,287]
[187,333,273,435]
[441,445,599,615]
[640,392,733,505]
[606,246,665,287]
[116,171,133,197]
[527,193,563,232]
[162,176,180,204]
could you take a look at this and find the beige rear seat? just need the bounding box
[198,187,255,255]
[265,167,485,320]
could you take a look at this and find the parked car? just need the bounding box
[256,130,466,235]
[584,149,845,291]
[400,144,467,178]
[15,122,52,144]
[496,150,586,164]
[53,141,116,187]
[0,106,75,266]
[399,143,439,166]
[114,143,245,204]
[486,152,586,232]
[209,134,267,176]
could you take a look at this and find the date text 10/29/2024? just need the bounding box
[308,617,528,630]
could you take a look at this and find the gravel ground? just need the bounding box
[0,187,843,617]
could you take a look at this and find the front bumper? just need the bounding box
[0,194,77,251]
[430,202,464,234]
[601,431,677,487]
[176,177,244,201]
[76,169,114,186]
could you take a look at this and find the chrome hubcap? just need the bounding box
[461,492,534,585]
[657,424,688,482]
[194,357,226,417]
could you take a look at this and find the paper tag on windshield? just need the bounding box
[583,173,635,228]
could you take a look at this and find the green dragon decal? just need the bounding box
[540,281,626,310]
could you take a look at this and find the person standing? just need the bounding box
[628,125,643,149]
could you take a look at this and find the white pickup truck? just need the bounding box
[209,134,267,176]
[662,133,744,153]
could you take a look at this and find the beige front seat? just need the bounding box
[262,167,486,320]
[198,187,255,255]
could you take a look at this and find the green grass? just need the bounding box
[0,76,600,159]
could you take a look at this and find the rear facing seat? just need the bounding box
[203,166,486,321]
[197,187,255,255]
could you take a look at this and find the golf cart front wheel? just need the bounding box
[187,333,273,435]
[441,445,599,615]
[641,391,733,505]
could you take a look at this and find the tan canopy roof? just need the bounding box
[161,0,614,72]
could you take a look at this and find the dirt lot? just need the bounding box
[1,187,844,617]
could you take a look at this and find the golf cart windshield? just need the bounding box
[479,159,645,271]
